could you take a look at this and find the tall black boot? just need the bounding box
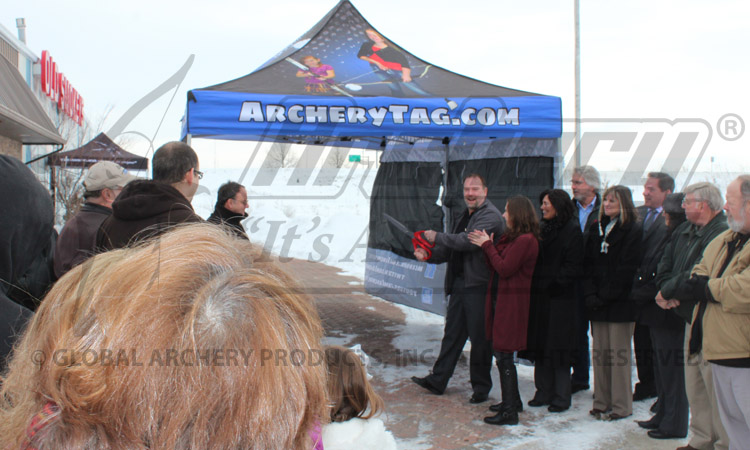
[485,355,520,426]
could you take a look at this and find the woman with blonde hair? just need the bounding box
[0,224,329,450]
[322,345,396,450]
[583,185,641,421]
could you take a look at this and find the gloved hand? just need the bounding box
[585,295,606,310]
[687,274,715,303]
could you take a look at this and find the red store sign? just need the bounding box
[40,50,84,126]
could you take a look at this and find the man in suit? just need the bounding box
[411,174,505,404]
[633,172,674,403]
[570,165,601,393]
[655,182,729,449]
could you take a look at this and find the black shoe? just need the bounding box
[527,398,546,407]
[571,383,590,393]
[637,419,660,430]
[650,399,659,413]
[484,410,519,426]
[647,430,686,440]
[410,376,443,395]
[548,405,568,413]
[633,384,657,401]
[489,401,523,413]
[469,393,488,404]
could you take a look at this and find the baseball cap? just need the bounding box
[84,161,137,191]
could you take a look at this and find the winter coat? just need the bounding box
[54,202,112,278]
[693,230,750,361]
[322,417,397,450]
[655,213,728,323]
[207,205,248,239]
[96,180,202,250]
[630,208,683,328]
[583,216,642,322]
[428,200,505,294]
[0,155,56,311]
[0,155,54,366]
[523,217,583,366]
[480,233,539,353]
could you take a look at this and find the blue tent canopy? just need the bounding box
[181,0,561,149]
[181,0,563,315]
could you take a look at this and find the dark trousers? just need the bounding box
[634,322,656,391]
[534,357,572,408]
[651,326,689,437]
[572,291,590,385]
[426,277,492,396]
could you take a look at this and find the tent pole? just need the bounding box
[442,139,450,233]
[574,0,581,168]
[186,133,192,147]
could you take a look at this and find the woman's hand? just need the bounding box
[468,230,492,247]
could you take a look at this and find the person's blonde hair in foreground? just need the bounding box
[0,224,328,449]
[322,345,396,450]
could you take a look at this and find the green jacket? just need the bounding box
[655,212,728,323]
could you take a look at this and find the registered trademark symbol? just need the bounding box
[717,113,745,141]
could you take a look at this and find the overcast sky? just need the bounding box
[4,0,748,173]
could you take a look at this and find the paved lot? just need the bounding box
[288,258,689,449]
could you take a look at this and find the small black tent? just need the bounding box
[47,132,148,170]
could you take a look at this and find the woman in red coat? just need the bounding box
[468,196,539,426]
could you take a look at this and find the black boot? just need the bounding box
[489,400,523,413]
[485,354,520,425]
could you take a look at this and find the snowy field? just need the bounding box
[192,165,744,449]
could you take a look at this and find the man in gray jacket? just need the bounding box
[655,182,729,449]
[411,174,505,404]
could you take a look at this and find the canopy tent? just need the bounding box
[181,0,562,315]
[47,132,148,170]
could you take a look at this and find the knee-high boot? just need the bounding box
[485,355,520,425]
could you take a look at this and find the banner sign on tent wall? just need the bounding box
[364,248,447,316]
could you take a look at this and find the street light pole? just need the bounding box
[574,0,581,168]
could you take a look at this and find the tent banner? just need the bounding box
[364,248,447,315]
[186,91,561,140]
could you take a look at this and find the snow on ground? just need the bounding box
[193,165,374,279]
[194,165,726,449]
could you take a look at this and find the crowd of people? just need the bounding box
[1,145,749,449]
[411,169,750,450]
[0,144,395,449]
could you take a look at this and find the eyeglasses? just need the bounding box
[681,198,697,206]
[194,169,203,180]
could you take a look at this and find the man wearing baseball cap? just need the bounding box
[54,161,136,277]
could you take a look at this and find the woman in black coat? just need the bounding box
[523,189,584,413]
[583,185,641,421]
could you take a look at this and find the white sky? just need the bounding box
[3,0,749,172]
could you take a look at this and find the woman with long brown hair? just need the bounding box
[583,185,642,421]
[468,195,539,426]
[0,224,329,449]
